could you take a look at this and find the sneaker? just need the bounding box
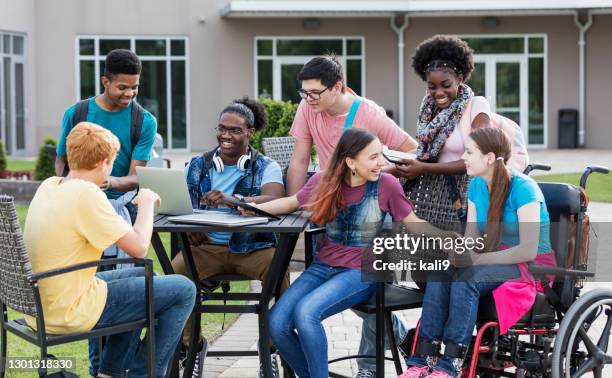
[424,370,455,378]
[179,338,208,378]
[398,365,431,378]
[258,352,280,378]
[355,368,376,378]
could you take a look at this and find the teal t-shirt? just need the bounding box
[57,97,157,199]
[467,169,553,253]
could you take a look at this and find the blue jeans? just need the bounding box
[354,310,407,371]
[269,261,376,378]
[89,267,196,378]
[408,264,520,376]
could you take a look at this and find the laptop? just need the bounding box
[136,166,198,215]
[136,166,269,227]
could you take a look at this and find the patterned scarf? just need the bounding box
[416,84,473,162]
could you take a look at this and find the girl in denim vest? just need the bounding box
[247,128,454,377]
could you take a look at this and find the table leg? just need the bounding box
[151,232,175,275]
[259,232,300,378]
[376,282,385,378]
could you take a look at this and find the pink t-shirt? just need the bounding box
[290,89,410,169]
[296,172,413,269]
[437,96,492,163]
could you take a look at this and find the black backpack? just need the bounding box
[63,98,145,176]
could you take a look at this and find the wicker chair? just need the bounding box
[261,136,296,171]
[0,195,155,377]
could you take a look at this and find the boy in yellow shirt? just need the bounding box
[24,122,195,378]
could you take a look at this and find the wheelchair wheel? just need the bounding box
[552,289,612,378]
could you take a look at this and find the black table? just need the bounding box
[151,212,309,378]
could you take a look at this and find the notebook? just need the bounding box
[168,210,269,227]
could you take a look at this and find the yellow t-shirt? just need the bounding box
[23,177,131,334]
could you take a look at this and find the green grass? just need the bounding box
[6,159,36,172]
[533,172,612,203]
[4,206,249,377]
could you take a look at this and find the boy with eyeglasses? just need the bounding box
[171,97,286,378]
[286,54,418,378]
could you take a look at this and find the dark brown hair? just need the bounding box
[307,128,377,225]
[469,127,512,251]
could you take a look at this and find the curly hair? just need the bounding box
[411,35,474,82]
[228,96,268,131]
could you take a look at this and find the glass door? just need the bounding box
[470,55,527,143]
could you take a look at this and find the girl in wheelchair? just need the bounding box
[400,127,556,378]
[243,128,454,378]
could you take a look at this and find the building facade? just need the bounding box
[1,0,611,157]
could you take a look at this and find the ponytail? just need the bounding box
[484,158,510,251]
[468,128,512,252]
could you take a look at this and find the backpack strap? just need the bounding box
[63,98,91,176]
[343,96,362,131]
[72,98,90,127]
[130,100,145,153]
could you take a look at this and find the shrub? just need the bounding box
[0,140,6,172]
[34,138,57,181]
[252,97,316,163]
[251,97,298,153]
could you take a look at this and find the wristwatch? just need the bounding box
[233,193,245,202]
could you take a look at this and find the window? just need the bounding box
[255,37,365,103]
[0,31,27,156]
[463,35,546,146]
[76,37,189,150]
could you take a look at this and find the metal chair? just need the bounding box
[261,136,296,172]
[0,195,156,377]
[147,133,172,168]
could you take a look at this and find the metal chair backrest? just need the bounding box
[147,133,170,168]
[0,195,38,317]
[261,137,296,171]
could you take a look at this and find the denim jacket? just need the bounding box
[185,147,277,253]
[325,179,386,247]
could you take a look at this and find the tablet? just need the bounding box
[224,197,281,220]
[383,149,417,164]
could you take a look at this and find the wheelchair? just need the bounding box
[405,164,611,378]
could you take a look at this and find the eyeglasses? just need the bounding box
[215,125,245,135]
[297,87,331,101]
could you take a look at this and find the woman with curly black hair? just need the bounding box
[395,35,492,178]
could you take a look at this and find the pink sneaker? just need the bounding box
[424,369,456,378]
[398,365,430,378]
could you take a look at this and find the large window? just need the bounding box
[76,36,189,150]
[0,31,26,156]
[255,37,365,103]
[463,35,546,147]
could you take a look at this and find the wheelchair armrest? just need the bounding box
[29,258,154,282]
[528,263,595,279]
[523,163,551,175]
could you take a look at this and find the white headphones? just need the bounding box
[212,147,252,173]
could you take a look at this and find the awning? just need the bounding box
[221,0,612,18]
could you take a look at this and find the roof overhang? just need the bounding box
[221,0,612,18]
